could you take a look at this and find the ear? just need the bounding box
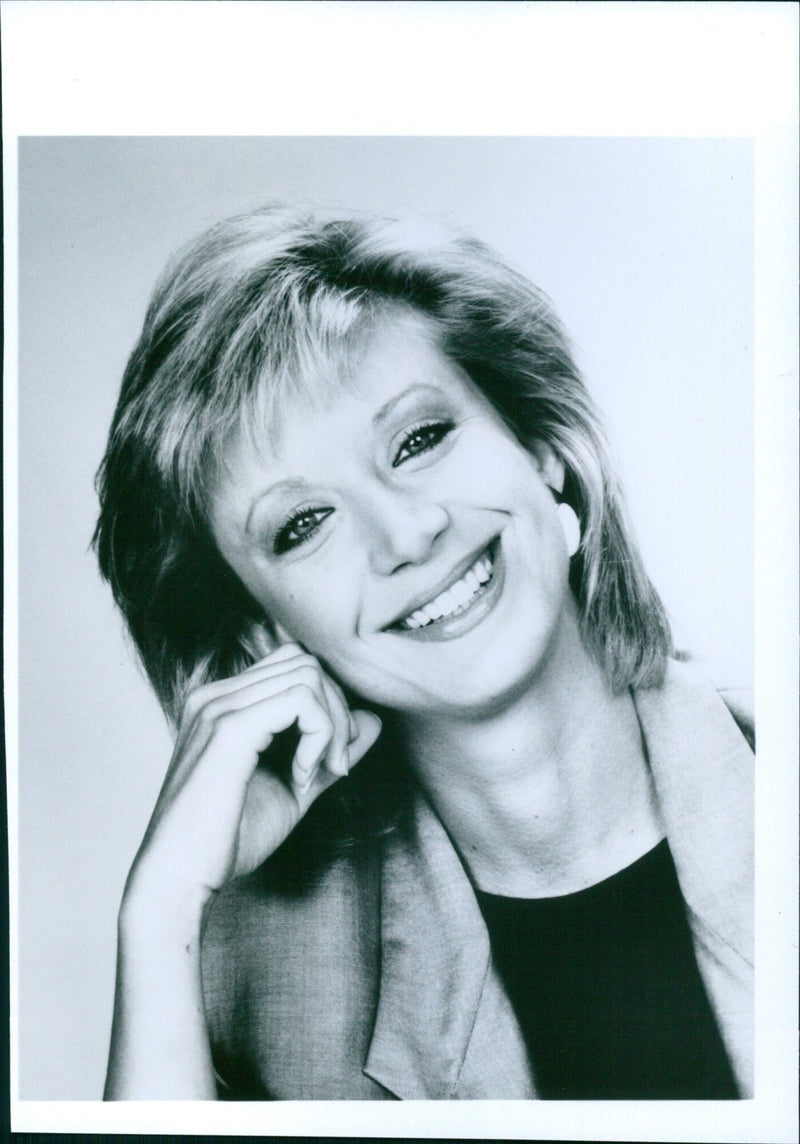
[530,441,566,498]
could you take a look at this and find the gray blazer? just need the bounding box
[201,659,754,1099]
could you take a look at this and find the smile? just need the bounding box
[394,543,497,631]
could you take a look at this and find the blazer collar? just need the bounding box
[632,660,754,1094]
[632,659,754,965]
[364,659,753,1100]
[363,785,534,1099]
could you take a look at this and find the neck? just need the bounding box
[403,635,664,897]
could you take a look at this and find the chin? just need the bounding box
[406,636,559,720]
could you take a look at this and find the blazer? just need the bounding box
[201,659,754,1100]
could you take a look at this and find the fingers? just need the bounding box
[242,640,305,671]
[206,682,347,797]
[317,674,352,778]
[197,683,333,793]
[180,644,358,794]
[263,654,353,777]
[349,709,383,764]
[139,636,385,904]
[180,644,318,734]
[255,648,380,774]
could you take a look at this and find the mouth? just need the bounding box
[388,539,499,633]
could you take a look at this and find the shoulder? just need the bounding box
[653,656,754,753]
[632,657,755,795]
[716,687,755,751]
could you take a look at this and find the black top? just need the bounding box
[475,839,739,1099]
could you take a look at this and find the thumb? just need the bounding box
[348,709,383,766]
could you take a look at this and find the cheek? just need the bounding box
[267,589,337,647]
[451,427,541,498]
[261,564,358,657]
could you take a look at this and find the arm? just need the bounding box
[105,891,215,1099]
[104,643,381,1100]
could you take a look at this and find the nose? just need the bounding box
[362,486,450,575]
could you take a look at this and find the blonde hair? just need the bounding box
[95,204,672,722]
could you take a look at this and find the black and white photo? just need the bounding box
[4,4,797,1140]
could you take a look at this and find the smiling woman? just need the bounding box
[209,308,584,718]
[94,205,753,1100]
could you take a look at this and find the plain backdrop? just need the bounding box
[18,135,753,1099]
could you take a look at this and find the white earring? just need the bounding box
[557,502,581,557]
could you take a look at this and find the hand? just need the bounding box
[122,643,382,927]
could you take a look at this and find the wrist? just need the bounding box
[118,864,209,947]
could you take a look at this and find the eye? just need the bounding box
[392,419,455,468]
[273,506,334,555]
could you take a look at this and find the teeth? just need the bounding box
[437,587,458,613]
[451,579,471,606]
[475,559,491,584]
[397,547,494,631]
[407,609,428,627]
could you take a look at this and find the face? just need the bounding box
[210,309,583,720]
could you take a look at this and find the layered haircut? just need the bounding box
[94,204,672,724]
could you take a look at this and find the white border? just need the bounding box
[3,3,798,1141]
[3,34,21,1133]
[1,1,798,139]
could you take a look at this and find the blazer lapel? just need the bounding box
[364,659,753,1100]
[363,790,534,1099]
[633,660,754,1095]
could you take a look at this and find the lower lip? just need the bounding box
[391,540,505,643]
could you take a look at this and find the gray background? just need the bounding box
[18,136,753,1098]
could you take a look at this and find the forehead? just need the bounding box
[290,304,454,412]
[214,306,472,485]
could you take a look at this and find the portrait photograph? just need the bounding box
[3,4,797,1142]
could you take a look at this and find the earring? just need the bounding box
[557,502,581,557]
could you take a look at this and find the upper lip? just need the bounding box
[383,538,496,630]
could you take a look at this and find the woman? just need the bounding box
[94,205,753,1100]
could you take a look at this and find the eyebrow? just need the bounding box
[244,478,310,536]
[373,383,445,427]
[244,383,447,534]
